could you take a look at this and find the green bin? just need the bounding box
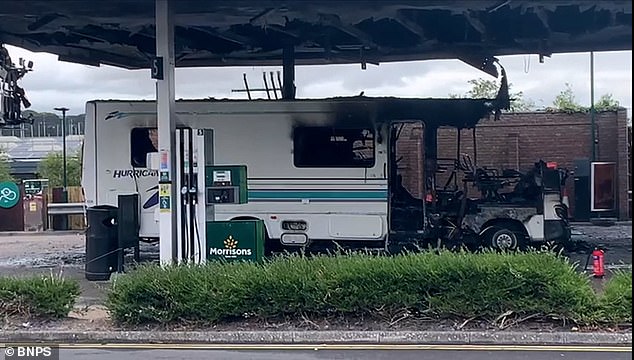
[206,220,265,262]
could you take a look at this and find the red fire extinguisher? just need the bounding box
[592,248,605,278]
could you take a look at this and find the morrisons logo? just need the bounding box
[209,235,252,257]
[112,169,159,178]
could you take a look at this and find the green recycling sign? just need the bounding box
[0,182,20,209]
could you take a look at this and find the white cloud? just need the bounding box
[6,45,632,117]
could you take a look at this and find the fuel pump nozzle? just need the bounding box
[180,180,198,204]
[188,182,198,204]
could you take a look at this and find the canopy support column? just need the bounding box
[155,0,178,265]
[282,44,296,100]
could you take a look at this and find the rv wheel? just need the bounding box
[487,228,520,251]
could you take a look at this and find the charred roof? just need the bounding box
[90,95,504,129]
[0,1,631,75]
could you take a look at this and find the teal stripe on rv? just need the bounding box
[248,190,388,200]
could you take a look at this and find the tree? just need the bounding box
[551,83,586,112]
[0,149,13,182]
[594,93,620,111]
[449,78,535,112]
[37,150,82,187]
[464,78,500,99]
[551,84,623,113]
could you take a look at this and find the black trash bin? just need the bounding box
[85,205,118,281]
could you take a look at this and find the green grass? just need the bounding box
[106,249,604,326]
[0,273,80,319]
[597,270,632,324]
[0,250,627,327]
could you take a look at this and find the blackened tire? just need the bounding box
[486,227,525,251]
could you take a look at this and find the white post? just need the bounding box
[195,129,210,263]
[156,0,178,265]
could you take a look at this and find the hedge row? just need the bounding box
[1,251,629,326]
[598,270,632,323]
[0,274,80,319]
[105,250,630,326]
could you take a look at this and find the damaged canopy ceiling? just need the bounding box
[0,0,631,75]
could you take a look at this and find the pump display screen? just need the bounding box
[213,170,232,185]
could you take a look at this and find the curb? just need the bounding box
[570,221,631,226]
[0,231,84,237]
[0,330,631,346]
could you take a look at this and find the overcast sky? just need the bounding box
[6,45,632,118]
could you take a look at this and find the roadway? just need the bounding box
[44,345,632,360]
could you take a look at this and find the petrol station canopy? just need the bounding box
[0,0,631,76]
[1,0,630,265]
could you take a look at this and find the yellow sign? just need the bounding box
[159,184,170,197]
[224,235,238,249]
[29,202,37,212]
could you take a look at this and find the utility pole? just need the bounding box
[54,107,69,230]
[590,51,596,161]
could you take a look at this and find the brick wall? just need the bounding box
[396,110,630,220]
[615,109,629,221]
[395,123,425,199]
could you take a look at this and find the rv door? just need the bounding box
[388,121,426,233]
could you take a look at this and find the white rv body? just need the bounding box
[81,99,389,245]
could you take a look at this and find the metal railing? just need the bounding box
[47,202,86,215]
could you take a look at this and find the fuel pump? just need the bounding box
[149,128,263,264]
[173,128,210,264]
[205,165,248,204]
[204,165,265,262]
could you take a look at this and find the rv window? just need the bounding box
[293,127,375,168]
[130,127,158,168]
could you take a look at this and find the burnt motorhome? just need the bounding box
[82,67,571,255]
[382,66,570,252]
